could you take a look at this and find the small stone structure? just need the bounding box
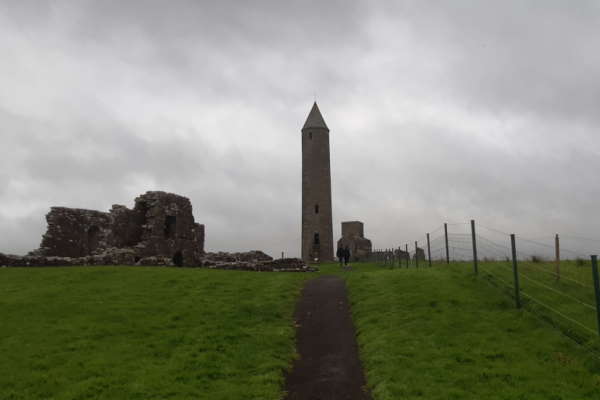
[395,248,410,261]
[413,247,426,262]
[336,221,372,261]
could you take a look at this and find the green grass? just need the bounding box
[0,267,311,400]
[2,262,600,400]
[320,261,600,399]
[478,260,600,344]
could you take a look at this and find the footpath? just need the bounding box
[284,275,372,400]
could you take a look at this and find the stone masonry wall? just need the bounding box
[36,208,112,257]
[28,191,205,266]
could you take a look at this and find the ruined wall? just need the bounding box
[37,208,112,257]
[107,204,145,248]
[130,191,204,266]
[30,191,205,266]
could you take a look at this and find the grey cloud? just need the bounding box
[388,1,600,124]
[1,1,600,259]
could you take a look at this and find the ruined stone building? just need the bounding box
[1,190,316,271]
[30,191,205,266]
[301,102,334,262]
[337,221,372,261]
[413,247,426,262]
[395,248,410,261]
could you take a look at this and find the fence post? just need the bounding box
[444,223,450,264]
[405,244,409,268]
[511,234,521,309]
[555,234,560,281]
[386,248,389,267]
[427,233,432,267]
[591,255,600,335]
[471,219,478,275]
[415,241,419,268]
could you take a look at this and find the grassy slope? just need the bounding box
[0,267,310,400]
[320,262,600,400]
[3,262,600,400]
[479,260,599,341]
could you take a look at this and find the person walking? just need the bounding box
[343,246,351,267]
[336,246,344,267]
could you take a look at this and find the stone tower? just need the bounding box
[301,102,334,262]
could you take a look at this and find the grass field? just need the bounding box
[325,261,600,400]
[0,267,310,400]
[2,262,600,399]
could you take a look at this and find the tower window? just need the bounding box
[313,233,320,245]
[309,132,313,139]
[315,204,319,214]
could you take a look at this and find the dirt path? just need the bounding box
[284,275,372,400]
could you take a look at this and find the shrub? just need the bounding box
[531,255,543,263]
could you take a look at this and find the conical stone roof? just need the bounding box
[302,102,329,130]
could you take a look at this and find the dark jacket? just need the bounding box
[344,248,351,261]
[336,247,344,259]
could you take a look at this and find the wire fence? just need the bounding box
[367,219,600,356]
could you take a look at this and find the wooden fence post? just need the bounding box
[555,234,560,281]
[415,241,419,268]
[511,234,521,309]
[427,233,432,267]
[591,255,600,335]
[444,223,450,264]
[471,219,478,275]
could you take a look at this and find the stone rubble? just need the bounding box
[0,251,315,272]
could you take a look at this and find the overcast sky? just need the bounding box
[1,0,600,258]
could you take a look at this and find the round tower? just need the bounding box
[301,102,334,262]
